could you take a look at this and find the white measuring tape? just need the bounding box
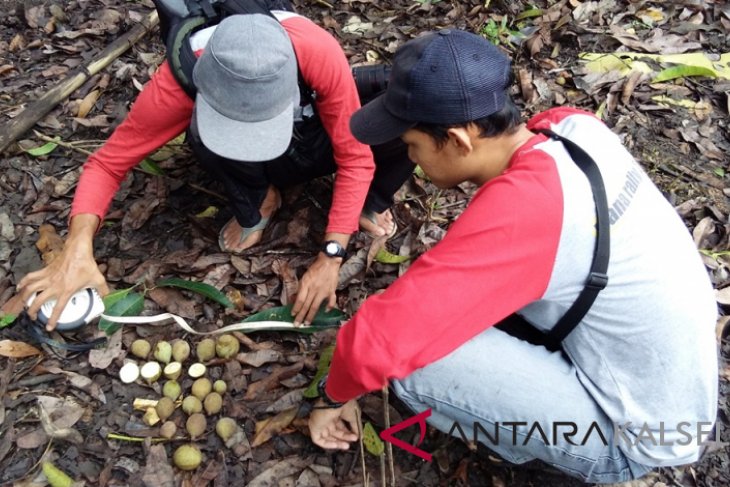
[28,288,324,334]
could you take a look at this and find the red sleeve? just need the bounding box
[326,138,564,402]
[71,61,194,220]
[283,17,375,234]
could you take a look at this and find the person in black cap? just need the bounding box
[18,12,414,329]
[308,29,718,483]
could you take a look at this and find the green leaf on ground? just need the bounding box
[363,422,385,456]
[516,8,542,20]
[102,287,135,309]
[375,248,410,264]
[303,344,335,398]
[0,314,17,329]
[98,292,144,335]
[138,158,165,175]
[243,305,345,331]
[25,137,60,157]
[652,65,717,83]
[156,278,233,308]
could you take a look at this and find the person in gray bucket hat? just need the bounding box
[308,29,718,484]
[19,7,415,329]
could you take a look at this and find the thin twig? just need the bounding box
[311,0,334,8]
[107,433,169,443]
[34,130,92,156]
[355,405,369,487]
[383,385,395,486]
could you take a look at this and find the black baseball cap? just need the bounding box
[350,29,512,146]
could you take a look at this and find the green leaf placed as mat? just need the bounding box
[156,278,233,308]
[99,292,144,335]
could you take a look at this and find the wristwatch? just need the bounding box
[317,374,344,408]
[322,240,347,259]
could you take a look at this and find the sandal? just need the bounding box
[218,216,271,254]
[360,208,397,239]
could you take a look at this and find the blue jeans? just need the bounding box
[391,327,654,484]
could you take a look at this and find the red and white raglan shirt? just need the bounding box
[327,108,718,467]
[71,12,374,235]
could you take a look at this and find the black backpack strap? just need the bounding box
[168,14,208,98]
[536,130,610,350]
[162,0,313,104]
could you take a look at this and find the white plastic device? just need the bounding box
[26,288,105,331]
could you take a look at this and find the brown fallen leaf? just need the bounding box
[251,407,298,448]
[16,428,48,449]
[237,349,282,368]
[203,263,235,291]
[141,444,175,487]
[37,398,84,443]
[43,366,107,403]
[51,168,81,196]
[0,340,42,358]
[122,197,160,231]
[0,294,24,316]
[36,223,64,265]
[9,33,25,52]
[148,287,197,319]
[77,89,100,118]
[190,253,230,272]
[223,360,247,394]
[190,455,223,486]
[265,389,304,414]
[272,259,298,306]
[244,362,303,400]
[247,457,309,487]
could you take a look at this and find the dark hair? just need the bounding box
[413,95,522,148]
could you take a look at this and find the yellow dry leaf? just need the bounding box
[9,33,26,52]
[636,8,664,23]
[226,288,246,311]
[77,89,100,118]
[652,96,713,120]
[581,52,730,80]
[652,95,698,109]
[195,206,219,218]
[0,340,42,358]
[251,407,297,447]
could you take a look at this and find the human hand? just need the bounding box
[291,254,341,326]
[18,215,108,331]
[309,399,359,450]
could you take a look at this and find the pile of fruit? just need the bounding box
[118,335,242,470]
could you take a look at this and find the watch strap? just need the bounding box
[317,375,344,408]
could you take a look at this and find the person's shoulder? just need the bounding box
[526,107,600,131]
[277,11,330,37]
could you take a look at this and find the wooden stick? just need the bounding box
[383,385,396,486]
[0,10,159,154]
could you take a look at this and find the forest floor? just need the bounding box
[0,0,729,485]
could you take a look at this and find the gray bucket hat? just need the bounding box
[193,14,299,162]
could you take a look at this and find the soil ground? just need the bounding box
[0,0,729,486]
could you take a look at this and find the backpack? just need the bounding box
[152,0,313,104]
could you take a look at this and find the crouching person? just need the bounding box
[307,29,718,484]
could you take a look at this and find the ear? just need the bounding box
[446,127,473,156]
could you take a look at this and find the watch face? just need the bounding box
[326,242,339,255]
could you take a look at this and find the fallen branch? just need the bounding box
[0,10,160,154]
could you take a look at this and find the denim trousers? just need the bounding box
[391,325,655,484]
